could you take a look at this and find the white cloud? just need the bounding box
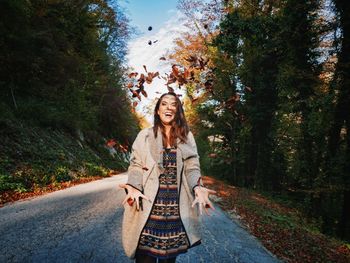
[126,11,189,122]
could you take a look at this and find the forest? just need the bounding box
[0,0,139,202]
[0,0,349,252]
[166,0,350,242]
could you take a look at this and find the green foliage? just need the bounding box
[54,166,72,182]
[0,174,26,192]
[82,162,109,177]
[0,0,139,194]
[0,0,138,141]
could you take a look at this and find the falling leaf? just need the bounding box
[127,82,134,89]
[153,72,160,78]
[183,68,190,79]
[159,57,166,61]
[148,40,152,45]
[245,86,252,92]
[208,153,217,158]
[138,73,145,81]
[128,72,138,78]
[133,101,138,107]
[141,89,148,97]
[167,76,177,85]
[131,89,139,98]
[153,40,158,44]
[106,139,116,148]
[172,65,179,77]
[177,75,187,86]
[143,65,148,73]
[146,75,153,84]
[198,57,209,70]
[167,86,175,93]
[185,55,197,63]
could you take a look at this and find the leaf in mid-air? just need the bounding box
[128,72,138,78]
[167,85,175,93]
[172,65,179,77]
[141,89,148,97]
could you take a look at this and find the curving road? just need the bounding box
[0,174,282,263]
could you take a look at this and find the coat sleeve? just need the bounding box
[126,129,146,192]
[185,131,204,193]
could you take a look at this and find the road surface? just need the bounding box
[0,174,282,263]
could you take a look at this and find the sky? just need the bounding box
[119,0,189,122]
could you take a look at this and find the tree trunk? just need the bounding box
[330,0,350,241]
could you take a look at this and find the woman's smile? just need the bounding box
[158,95,177,125]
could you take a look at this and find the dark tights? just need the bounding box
[135,254,176,263]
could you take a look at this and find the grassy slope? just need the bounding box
[0,119,127,205]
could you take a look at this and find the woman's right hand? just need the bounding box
[119,184,150,211]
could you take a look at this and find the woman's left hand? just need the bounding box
[191,186,217,215]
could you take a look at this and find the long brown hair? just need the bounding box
[153,92,189,147]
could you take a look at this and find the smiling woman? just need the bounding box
[119,92,217,263]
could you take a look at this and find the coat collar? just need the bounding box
[146,127,198,164]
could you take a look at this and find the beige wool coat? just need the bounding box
[121,127,203,259]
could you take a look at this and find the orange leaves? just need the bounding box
[202,176,350,263]
[106,139,129,153]
[208,153,217,158]
[106,139,116,148]
[184,55,209,70]
[128,72,138,78]
[226,94,240,109]
[141,89,148,98]
[127,82,134,89]
[127,65,160,108]
[145,72,159,84]
[172,64,179,77]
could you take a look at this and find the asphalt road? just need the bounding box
[0,174,282,263]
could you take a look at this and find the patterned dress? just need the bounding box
[136,147,189,259]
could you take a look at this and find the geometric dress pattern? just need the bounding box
[136,147,189,259]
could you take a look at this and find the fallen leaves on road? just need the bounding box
[0,171,121,207]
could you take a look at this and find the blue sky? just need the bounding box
[119,0,189,122]
[121,0,179,36]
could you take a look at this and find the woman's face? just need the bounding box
[157,95,177,125]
